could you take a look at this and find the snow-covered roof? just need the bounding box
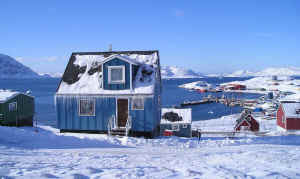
[0,90,33,103]
[56,51,160,95]
[102,55,140,65]
[161,108,192,124]
[0,90,20,103]
[282,103,300,118]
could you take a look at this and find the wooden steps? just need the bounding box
[110,127,126,136]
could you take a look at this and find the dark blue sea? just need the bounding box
[0,77,262,127]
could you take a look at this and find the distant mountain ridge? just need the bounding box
[38,72,63,78]
[0,53,42,79]
[161,66,203,78]
[2,53,299,79]
[225,67,300,77]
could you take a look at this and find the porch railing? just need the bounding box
[125,115,132,137]
[107,115,117,136]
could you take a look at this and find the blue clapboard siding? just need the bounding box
[56,96,116,131]
[56,96,160,133]
[103,58,131,90]
[132,64,139,81]
[130,97,159,132]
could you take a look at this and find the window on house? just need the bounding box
[241,126,250,130]
[108,66,125,84]
[9,102,17,111]
[172,124,179,131]
[132,98,144,110]
[79,99,95,116]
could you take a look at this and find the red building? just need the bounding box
[224,84,246,91]
[277,103,300,131]
[233,84,246,90]
[234,111,259,132]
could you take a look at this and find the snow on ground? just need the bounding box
[192,114,279,135]
[1,116,300,178]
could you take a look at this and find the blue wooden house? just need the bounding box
[55,50,162,138]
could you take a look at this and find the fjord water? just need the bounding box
[0,77,261,127]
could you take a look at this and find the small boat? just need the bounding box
[198,89,207,93]
[181,99,213,106]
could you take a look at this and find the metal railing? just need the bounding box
[0,114,4,125]
[125,116,132,137]
[107,115,117,136]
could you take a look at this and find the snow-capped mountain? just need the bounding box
[0,53,51,79]
[161,66,203,78]
[225,67,300,77]
[39,72,63,78]
[254,67,300,77]
[225,70,256,77]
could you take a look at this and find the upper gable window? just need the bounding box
[108,66,125,84]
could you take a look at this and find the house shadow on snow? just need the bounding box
[0,126,131,150]
[250,135,300,146]
[197,135,300,146]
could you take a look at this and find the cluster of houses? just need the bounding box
[1,50,300,138]
[218,84,247,91]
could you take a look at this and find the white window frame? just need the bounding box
[241,126,250,131]
[172,124,180,131]
[78,99,96,116]
[108,66,125,84]
[282,115,286,125]
[131,97,144,110]
[9,102,17,112]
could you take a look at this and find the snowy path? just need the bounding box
[1,123,300,178]
[2,140,300,178]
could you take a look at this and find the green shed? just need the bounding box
[0,90,34,126]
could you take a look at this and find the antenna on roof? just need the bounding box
[108,44,112,52]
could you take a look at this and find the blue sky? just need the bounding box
[1,0,299,74]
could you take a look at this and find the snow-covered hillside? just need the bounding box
[255,67,300,76]
[0,53,44,79]
[226,67,300,77]
[225,70,256,77]
[161,66,203,78]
